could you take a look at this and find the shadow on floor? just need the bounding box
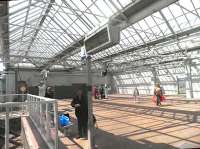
[58,100,200,149]
[58,124,180,149]
[94,128,179,149]
[95,101,200,123]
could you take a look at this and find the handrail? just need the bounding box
[0,94,59,149]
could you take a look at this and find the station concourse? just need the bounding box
[0,0,200,149]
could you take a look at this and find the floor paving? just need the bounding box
[58,95,200,149]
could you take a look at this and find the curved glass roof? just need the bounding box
[4,0,200,71]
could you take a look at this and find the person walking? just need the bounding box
[71,89,88,139]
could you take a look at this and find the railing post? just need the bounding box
[40,98,43,127]
[35,97,40,127]
[27,95,30,115]
[5,104,9,149]
[54,101,59,149]
[30,96,33,117]
[22,94,25,113]
[45,102,50,141]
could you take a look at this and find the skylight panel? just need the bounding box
[9,0,29,14]
[96,0,113,18]
[138,20,149,31]
[75,19,89,34]
[105,0,118,14]
[55,0,63,5]
[9,8,28,20]
[140,32,148,42]
[117,0,132,8]
[168,20,181,32]
[176,15,190,29]
[84,13,100,26]
[126,36,136,44]
[89,4,106,17]
[9,0,26,7]
[169,3,184,18]
[161,9,174,22]
[185,12,200,27]
[179,0,195,11]
[191,0,200,9]
[71,0,87,11]
[57,11,73,25]
[10,11,27,24]
[10,29,23,39]
[152,12,165,25]
[72,21,85,35]
[144,16,157,28]
[159,23,171,36]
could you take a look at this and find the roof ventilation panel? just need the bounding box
[84,23,120,55]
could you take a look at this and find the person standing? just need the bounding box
[71,89,88,139]
[94,87,99,99]
[133,87,139,103]
[100,86,105,99]
[154,83,162,106]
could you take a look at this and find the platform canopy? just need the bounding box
[0,0,200,72]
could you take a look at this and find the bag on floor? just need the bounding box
[59,114,70,126]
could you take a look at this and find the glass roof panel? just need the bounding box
[192,0,200,8]
[118,0,132,7]
[8,0,200,69]
[79,0,200,65]
[169,4,184,17]
[9,0,29,14]
[9,0,127,67]
[89,4,106,17]
[95,0,113,18]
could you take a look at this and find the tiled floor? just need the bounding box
[58,96,200,149]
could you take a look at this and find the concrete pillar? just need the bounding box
[86,57,94,149]
[5,71,15,102]
[5,105,9,149]
[185,59,193,99]
[5,71,15,95]
[108,73,115,94]
[151,68,160,95]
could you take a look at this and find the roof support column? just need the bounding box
[0,1,9,69]
[151,67,160,95]
[86,56,94,149]
[109,72,117,94]
[185,59,194,99]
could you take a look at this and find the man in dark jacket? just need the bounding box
[71,89,88,139]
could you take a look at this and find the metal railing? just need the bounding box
[0,94,58,149]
